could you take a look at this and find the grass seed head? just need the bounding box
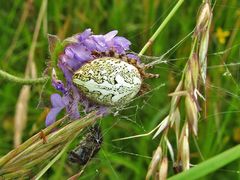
[159,157,168,180]
[195,1,212,35]
[146,146,162,180]
[179,123,190,171]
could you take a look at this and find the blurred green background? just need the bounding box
[0,0,240,179]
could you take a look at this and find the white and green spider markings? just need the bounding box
[72,57,142,106]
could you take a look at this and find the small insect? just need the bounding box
[68,124,103,165]
[72,51,158,107]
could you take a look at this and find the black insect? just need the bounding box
[68,124,103,165]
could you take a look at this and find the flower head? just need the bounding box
[46,29,137,126]
[215,27,230,44]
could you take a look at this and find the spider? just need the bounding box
[72,50,159,107]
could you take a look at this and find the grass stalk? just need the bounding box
[138,0,184,56]
[0,111,99,178]
[34,137,76,180]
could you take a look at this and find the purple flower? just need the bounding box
[46,94,66,126]
[46,29,137,126]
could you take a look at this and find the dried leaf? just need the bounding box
[47,34,60,55]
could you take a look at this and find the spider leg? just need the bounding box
[139,68,159,79]
[143,64,154,69]
[91,50,102,58]
[143,72,159,79]
[108,50,116,57]
[139,83,151,95]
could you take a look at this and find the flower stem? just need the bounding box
[0,69,49,85]
[138,0,184,56]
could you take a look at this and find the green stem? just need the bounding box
[0,69,49,85]
[138,0,184,56]
[168,145,240,180]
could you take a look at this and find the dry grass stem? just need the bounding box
[146,1,212,178]
[0,111,99,178]
[14,0,48,147]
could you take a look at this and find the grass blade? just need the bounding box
[169,145,240,180]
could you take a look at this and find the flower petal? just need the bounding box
[104,30,118,41]
[77,28,92,42]
[51,93,65,108]
[113,36,131,50]
[46,94,66,126]
[45,107,64,126]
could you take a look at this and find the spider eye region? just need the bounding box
[72,57,142,106]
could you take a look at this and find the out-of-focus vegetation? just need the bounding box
[0,0,240,179]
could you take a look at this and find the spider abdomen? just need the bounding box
[72,57,142,106]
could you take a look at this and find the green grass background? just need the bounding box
[0,0,240,179]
